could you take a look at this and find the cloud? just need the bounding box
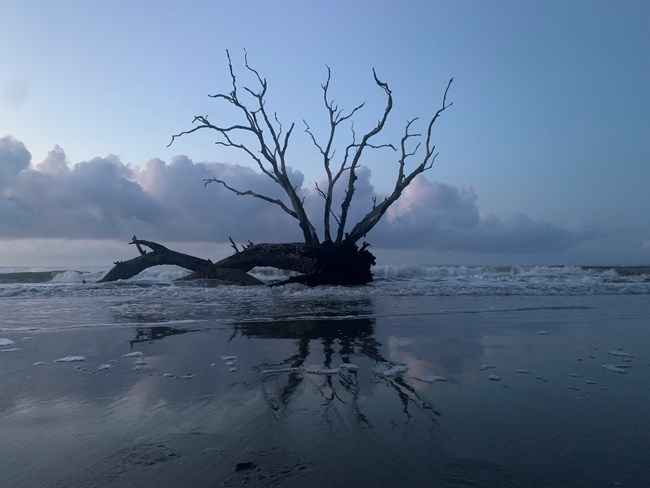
[35,145,69,174]
[302,165,379,239]
[0,136,585,256]
[0,137,302,242]
[3,148,163,239]
[0,135,31,184]
[371,175,581,253]
[132,155,302,242]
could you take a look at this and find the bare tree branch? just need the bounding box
[345,78,454,243]
[169,50,319,244]
[336,69,394,242]
[170,51,453,251]
[204,177,298,218]
[303,67,370,241]
[229,236,240,254]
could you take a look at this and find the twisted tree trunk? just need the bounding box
[101,55,452,287]
[98,237,375,286]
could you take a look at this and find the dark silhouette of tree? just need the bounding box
[235,317,439,421]
[100,52,453,286]
[169,50,453,247]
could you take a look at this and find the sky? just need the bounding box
[1,0,649,267]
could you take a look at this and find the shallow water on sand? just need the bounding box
[0,275,649,487]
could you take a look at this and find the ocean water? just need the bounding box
[0,265,649,487]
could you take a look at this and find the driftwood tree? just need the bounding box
[100,52,452,286]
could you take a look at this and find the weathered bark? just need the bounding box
[219,240,375,286]
[98,237,264,285]
[98,237,376,286]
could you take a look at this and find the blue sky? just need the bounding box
[1,0,649,266]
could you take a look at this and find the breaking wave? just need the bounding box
[0,264,648,299]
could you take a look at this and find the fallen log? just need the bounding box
[97,237,263,285]
[98,236,376,286]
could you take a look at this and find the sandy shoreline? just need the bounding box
[1,294,648,487]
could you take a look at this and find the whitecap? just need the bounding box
[33,361,47,366]
[133,358,148,366]
[1,347,21,352]
[54,355,86,362]
[0,338,15,346]
[179,373,195,379]
[480,364,496,371]
[97,364,113,370]
[221,355,237,361]
[488,374,502,381]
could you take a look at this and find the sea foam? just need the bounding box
[378,365,409,377]
[122,351,144,358]
[601,364,627,374]
[413,375,448,383]
[54,355,86,363]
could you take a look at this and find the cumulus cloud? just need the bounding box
[35,145,69,174]
[0,137,302,242]
[371,175,580,253]
[0,135,31,184]
[132,155,302,242]
[0,135,585,255]
[302,165,379,238]
[3,148,163,239]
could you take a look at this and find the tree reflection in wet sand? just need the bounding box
[233,318,440,423]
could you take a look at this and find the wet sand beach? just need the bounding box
[1,268,649,487]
